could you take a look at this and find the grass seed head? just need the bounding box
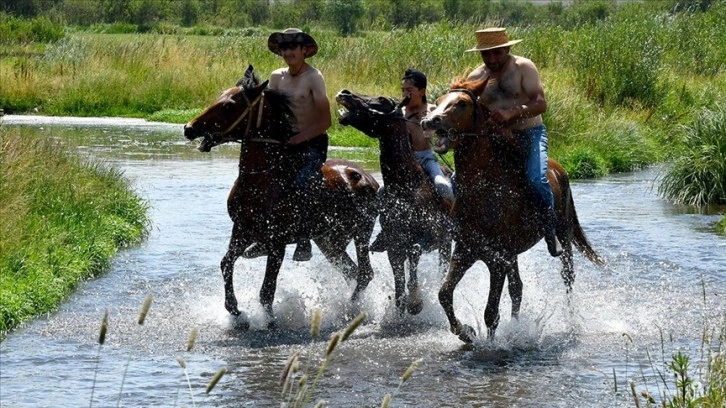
[401,358,422,383]
[327,332,341,356]
[186,328,198,352]
[206,367,227,394]
[311,308,322,338]
[381,393,392,408]
[137,294,153,325]
[341,312,367,342]
[98,309,109,345]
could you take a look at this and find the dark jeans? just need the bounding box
[292,133,328,190]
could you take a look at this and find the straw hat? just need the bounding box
[267,28,318,57]
[465,28,522,53]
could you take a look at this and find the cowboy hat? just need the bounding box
[267,28,318,57]
[465,28,522,53]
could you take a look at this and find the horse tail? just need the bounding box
[569,193,606,266]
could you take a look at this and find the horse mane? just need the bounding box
[237,71,296,130]
[449,76,486,93]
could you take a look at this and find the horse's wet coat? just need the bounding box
[183,66,380,325]
[336,89,454,316]
[421,77,605,342]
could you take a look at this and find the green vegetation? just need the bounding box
[626,307,725,408]
[0,0,724,333]
[0,128,150,335]
[658,106,726,207]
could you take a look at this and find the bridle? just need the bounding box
[438,88,486,141]
[201,87,285,149]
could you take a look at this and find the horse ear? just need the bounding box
[245,65,254,77]
[250,80,269,95]
[395,95,410,115]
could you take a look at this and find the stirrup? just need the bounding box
[292,240,312,262]
[242,243,268,259]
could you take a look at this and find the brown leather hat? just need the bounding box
[267,28,318,57]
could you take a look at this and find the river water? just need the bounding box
[1,116,724,407]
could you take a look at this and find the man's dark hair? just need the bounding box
[402,68,427,89]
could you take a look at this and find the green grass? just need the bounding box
[0,128,150,335]
[658,106,726,207]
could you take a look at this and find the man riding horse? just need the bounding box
[243,28,331,262]
[370,68,455,252]
[462,27,562,257]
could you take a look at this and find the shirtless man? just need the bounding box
[244,28,332,262]
[466,27,562,257]
[401,68,454,204]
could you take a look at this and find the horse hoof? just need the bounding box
[407,290,424,315]
[225,301,240,316]
[407,300,424,315]
[231,315,250,331]
[458,324,477,344]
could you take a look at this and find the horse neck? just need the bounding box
[377,121,421,185]
[237,100,292,177]
[454,134,514,187]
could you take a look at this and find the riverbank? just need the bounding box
[0,127,150,336]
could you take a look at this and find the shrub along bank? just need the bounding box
[0,128,150,336]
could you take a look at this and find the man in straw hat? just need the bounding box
[243,28,331,262]
[466,27,562,257]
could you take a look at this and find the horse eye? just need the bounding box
[455,101,468,109]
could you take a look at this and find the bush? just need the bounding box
[658,106,726,206]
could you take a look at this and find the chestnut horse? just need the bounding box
[421,77,604,342]
[336,89,453,315]
[183,66,380,326]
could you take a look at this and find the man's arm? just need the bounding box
[288,72,331,145]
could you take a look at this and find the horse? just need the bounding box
[183,65,380,326]
[420,77,605,343]
[336,89,454,315]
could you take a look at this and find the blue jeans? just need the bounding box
[514,125,554,210]
[414,149,454,201]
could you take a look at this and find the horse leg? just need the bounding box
[439,243,477,343]
[406,246,423,315]
[507,258,523,320]
[221,224,249,316]
[387,249,408,315]
[351,226,375,301]
[259,242,286,328]
[438,239,452,277]
[315,235,358,282]
[484,257,512,339]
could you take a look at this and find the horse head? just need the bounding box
[335,89,409,139]
[421,77,492,154]
[184,65,293,152]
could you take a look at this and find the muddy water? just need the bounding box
[1,116,724,407]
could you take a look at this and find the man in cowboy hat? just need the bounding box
[243,28,331,262]
[466,27,563,257]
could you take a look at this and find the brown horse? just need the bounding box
[421,77,605,343]
[336,89,454,315]
[183,65,380,326]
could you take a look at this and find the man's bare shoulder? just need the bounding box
[512,55,537,70]
[467,64,488,80]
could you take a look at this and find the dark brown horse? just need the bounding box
[336,89,453,315]
[183,66,380,326]
[421,77,605,342]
